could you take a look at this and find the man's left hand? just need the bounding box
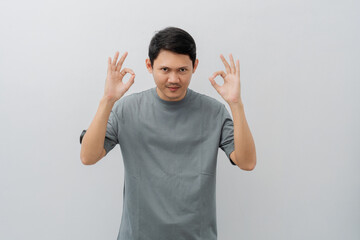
[209,54,242,105]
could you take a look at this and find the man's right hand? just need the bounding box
[103,51,135,102]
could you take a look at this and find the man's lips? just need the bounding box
[168,86,180,91]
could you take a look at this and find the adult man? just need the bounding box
[80,27,256,240]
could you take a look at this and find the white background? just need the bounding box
[1,0,359,239]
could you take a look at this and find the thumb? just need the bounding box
[124,74,135,91]
[209,76,221,93]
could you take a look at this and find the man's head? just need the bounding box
[148,27,197,68]
[146,27,199,102]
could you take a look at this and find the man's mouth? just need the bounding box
[168,86,180,92]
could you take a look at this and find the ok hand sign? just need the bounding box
[209,54,241,105]
[104,51,135,102]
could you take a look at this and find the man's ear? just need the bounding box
[145,58,153,73]
[192,59,199,73]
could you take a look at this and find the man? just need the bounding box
[80,27,256,240]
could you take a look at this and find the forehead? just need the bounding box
[153,50,192,67]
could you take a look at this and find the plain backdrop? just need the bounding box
[0,0,359,239]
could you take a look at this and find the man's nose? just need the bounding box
[168,72,180,83]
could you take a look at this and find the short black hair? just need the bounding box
[148,27,197,68]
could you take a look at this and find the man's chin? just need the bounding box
[167,89,187,101]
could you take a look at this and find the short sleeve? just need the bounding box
[219,104,236,165]
[103,108,120,156]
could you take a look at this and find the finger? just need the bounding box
[211,70,227,80]
[120,68,135,75]
[108,57,111,71]
[116,52,128,72]
[119,68,135,79]
[236,59,240,78]
[229,54,236,74]
[208,76,221,93]
[124,73,136,91]
[112,51,119,68]
[220,54,231,74]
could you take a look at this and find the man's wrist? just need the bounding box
[101,95,117,105]
[228,100,244,110]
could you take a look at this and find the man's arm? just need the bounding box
[80,96,116,165]
[80,51,135,165]
[229,102,256,170]
[209,53,256,170]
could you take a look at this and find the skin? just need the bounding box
[209,54,257,170]
[145,49,199,101]
[104,51,135,102]
[104,50,256,170]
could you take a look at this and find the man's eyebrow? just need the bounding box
[158,66,190,69]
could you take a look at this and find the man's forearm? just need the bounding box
[80,96,116,165]
[229,102,256,170]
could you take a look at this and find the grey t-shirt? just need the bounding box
[103,87,235,240]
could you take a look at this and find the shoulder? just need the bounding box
[113,88,151,110]
[189,88,225,113]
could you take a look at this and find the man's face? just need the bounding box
[146,50,199,101]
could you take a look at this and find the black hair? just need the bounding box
[148,27,196,68]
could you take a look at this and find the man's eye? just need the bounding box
[179,68,187,72]
[161,68,168,71]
